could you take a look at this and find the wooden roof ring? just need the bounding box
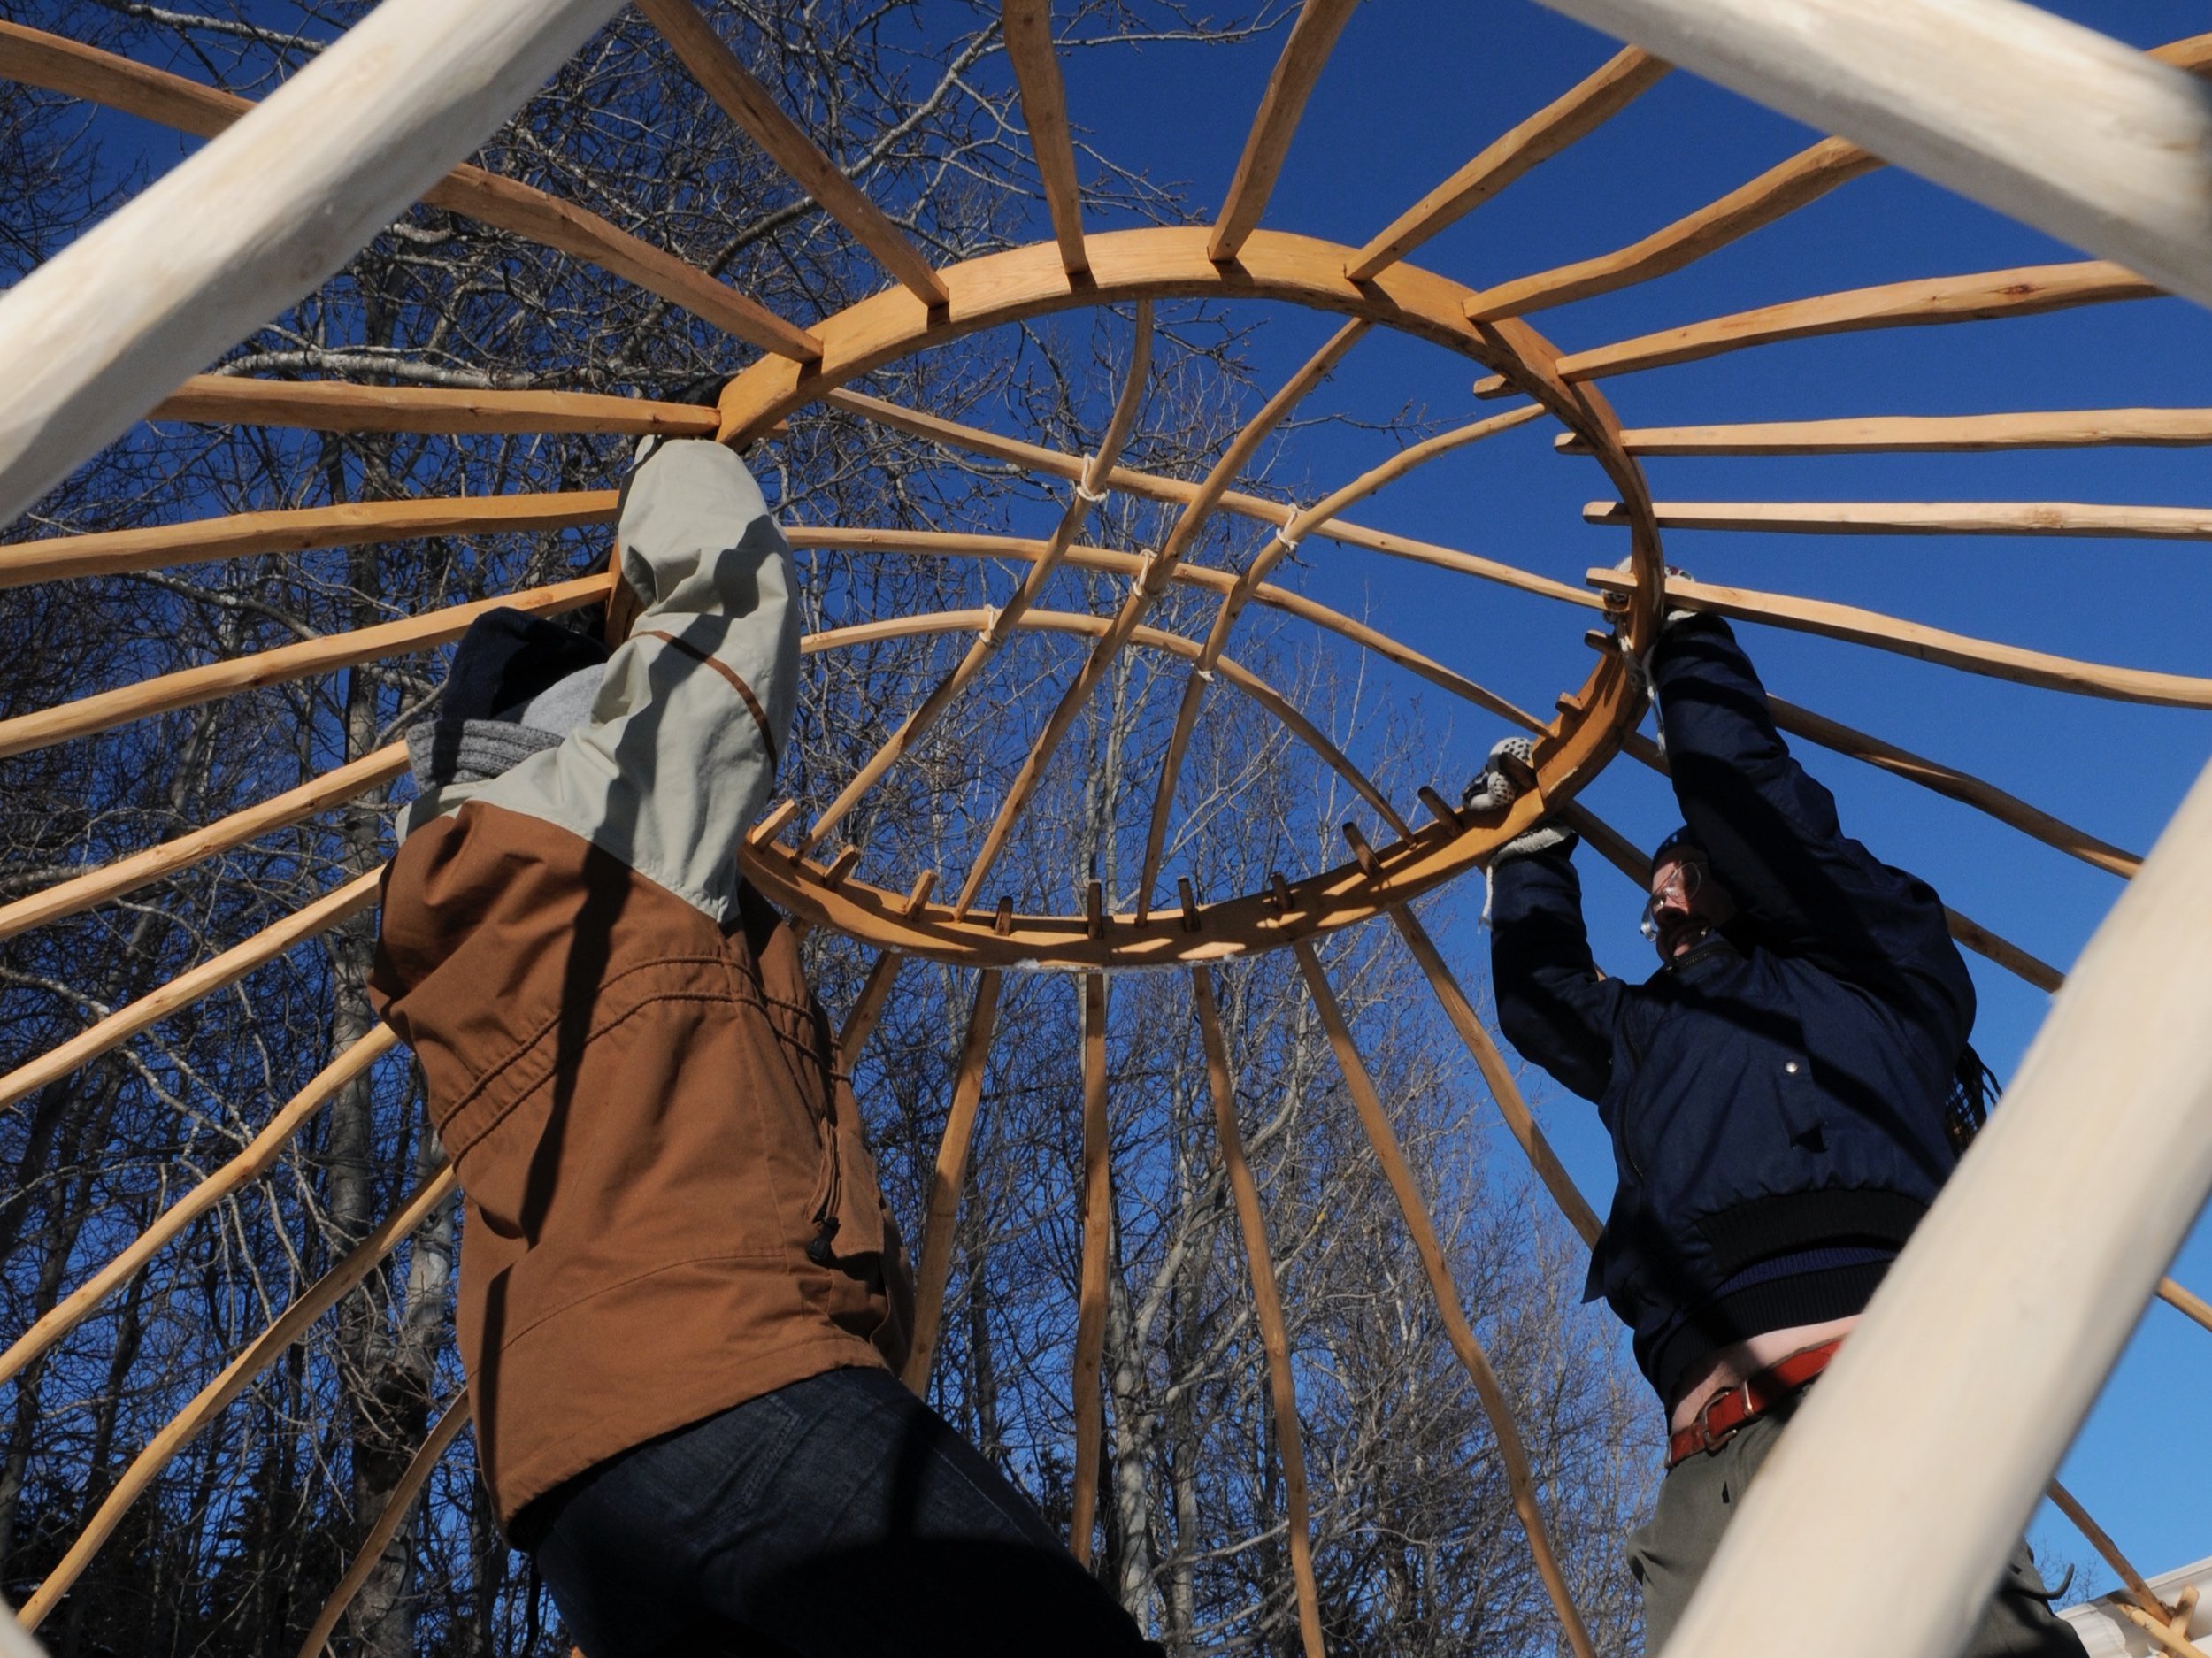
[709,223,1663,965]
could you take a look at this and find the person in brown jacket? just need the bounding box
[372,438,1162,1657]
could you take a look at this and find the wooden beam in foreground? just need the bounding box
[1468,35,2208,326]
[1192,969,1325,1658]
[0,490,618,588]
[0,22,822,367]
[1584,567,2212,711]
[1002,0,1088,277]
[1554,260,2158,383]
[637,0,949,308]
[1585,499,2212,541]
[1206,0,1357,263]
[1565,407,2212,456]
[1349,45,1666,281]
[152,377,721,437]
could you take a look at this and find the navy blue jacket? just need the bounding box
[1491,616,1975,1406]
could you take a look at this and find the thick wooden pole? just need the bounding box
[901,971,1003,1393]
[1068,972,1111,1567]
[1207,0,1357,262]
[0,0,637,529]
[1192,969,1325,1658]
[1002,0,1088,276]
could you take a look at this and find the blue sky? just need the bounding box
[1039,0,2212,1600]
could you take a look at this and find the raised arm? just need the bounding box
[1650,615,1972,1043]
[1490,835,1628,1103]
[476,438,799,924]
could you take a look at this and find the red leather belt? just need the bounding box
[1665,1337,1845,1469]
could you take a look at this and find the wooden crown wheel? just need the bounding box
[1,4,2211,1658]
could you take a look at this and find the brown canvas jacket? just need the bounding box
[369,441,911,1524]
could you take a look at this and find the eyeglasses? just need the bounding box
[1640,859,1707,941]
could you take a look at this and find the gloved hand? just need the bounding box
[1610,555,1701,630]
[1463,738,1571,863]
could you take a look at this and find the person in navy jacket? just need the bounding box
[1476,610,2083,1656]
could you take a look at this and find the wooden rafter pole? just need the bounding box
[0,0,826,529]
[1068,972,1112,1566]
[1525,0,2212,314]
[951,319,1369,918]
[20,1163,458,1628]
[0,573,610,762]
[822,388,1601,610]
[1133,403,1545,914]
[1584,567,2212,711]
[0,871,384,1113]
[801,604,1414,840]
[836,951,906,1072]
[1287,929,1597,1658]
[2159,1275,2212,1336]
[2047,1479,2176,1626]
[1572,407,2212,457]
[1206,0,1358,263]
[636,0,949,308]
[1757,702,2140,879]
[1,490,618,589]
[150,377,721,437]
[294,1393,472,1658]
[1588,499,2212,541]
[901,970,1004,1393]
[0,24,819,369]
[1348,46,1667,281]
[0,1027,398,1386]
[1493,261,2157,388]
[1469,30,2212,324]
[786,522,1556,732]
[1559,794,2063,994]
[1002,0,1088,277]
[1191,968,1325,1658]
[1362,863,1601,1246]
[1469,136,1877,319]
[0,742,409,945]
[800,301,1152,856]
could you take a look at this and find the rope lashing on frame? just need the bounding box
[1072,472,1109,504]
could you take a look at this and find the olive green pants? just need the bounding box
[1628,1396,2085,1656]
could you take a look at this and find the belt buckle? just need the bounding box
[1696,1379,1755,1455]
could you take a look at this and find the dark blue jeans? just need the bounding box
[525,1364,1166,1658]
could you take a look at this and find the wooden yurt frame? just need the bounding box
[0,2,2209,1655]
